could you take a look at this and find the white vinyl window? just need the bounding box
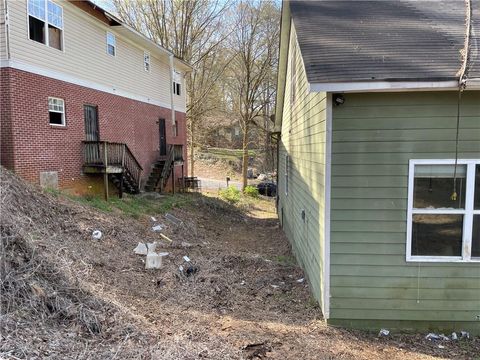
[28,0,63,50]
[144,51,150,72]
[48,97,65,126]
[406,159,480,262]
[106,32,116,56]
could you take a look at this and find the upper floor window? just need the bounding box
[28,0,63,50]
[144,52,150,72]
[106,32,116,56]
[173,82,181,96]
[48,97,65,126]
[407,159,480,263]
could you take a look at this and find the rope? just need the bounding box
[452,0,472,201]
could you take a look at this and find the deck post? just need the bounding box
[172,167,175,194]
[103,141,109,201]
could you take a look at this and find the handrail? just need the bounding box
[159,145,175,191]
[82,141,143,191]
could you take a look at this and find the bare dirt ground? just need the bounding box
[1,168,479,359]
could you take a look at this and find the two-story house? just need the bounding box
[0,0,191,195]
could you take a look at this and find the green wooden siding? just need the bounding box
[330,91,480,333]
[278,23,328,310]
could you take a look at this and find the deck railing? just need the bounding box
[82,141,143,189]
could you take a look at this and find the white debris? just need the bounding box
[378,329,390,337]
[426,333,441,341]
[179,265,184,272]
[151,216,157,222]
[92,230,102,240]
[296,278,305,283]
[460,331,470,339]
[451,332,458,341]
[134,243,148,255]
[183,255,191,262]
[438,345,445,349]
[145,251,168,270]
[152,224,163,232]
[270,285,279,289]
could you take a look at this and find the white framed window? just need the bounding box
[48,97,65,126]
[406,159,480,263]
[106,32,116,56]
[285,154,289,196]
[144,51,150,72]
[173,81,181,96]
[28,0,63,50]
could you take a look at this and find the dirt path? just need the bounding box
[2,168,478,359]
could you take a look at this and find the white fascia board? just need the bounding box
[308,80,463,93]
[1,59,186,113]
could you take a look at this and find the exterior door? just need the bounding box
[84,105,99,141]
[159,118,167,156]
[84,105,100,163]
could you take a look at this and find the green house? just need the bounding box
[275,1,480,333]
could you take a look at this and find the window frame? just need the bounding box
[406,159,480,263]
[106,31,116,57]
[48,97,66,126]
[144,51,150,72]
[27,0,64,51]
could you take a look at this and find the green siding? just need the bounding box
[330,91,480,333]
[278,23,327,311]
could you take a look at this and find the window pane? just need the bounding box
[29,16,45,44]
[48,25,62,50]
[473,215,480,258]
[411,214,463,257]
[29,0,45,20]
[413,164,466,209]
[47,1,63,29]
[49,112,63,125]
[107,44,115,56]
[107,33,115,46]
[475,165,480,210]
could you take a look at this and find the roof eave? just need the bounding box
[308,79,474,93]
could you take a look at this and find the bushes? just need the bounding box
[219,186,241,204]
[243,185,259,198]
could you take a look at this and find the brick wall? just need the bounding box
[1,67,187,191]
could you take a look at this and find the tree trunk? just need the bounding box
[190,121,195,177]
[241,121,249,190]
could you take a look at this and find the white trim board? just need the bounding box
[406,159,480,263]
[0,59,186,113]
[323,93,332,319]
[308,80,480,93]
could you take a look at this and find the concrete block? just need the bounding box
[39,171,59,189]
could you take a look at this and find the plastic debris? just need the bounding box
[426,333,441,341]
[165,213,183,226]
[92,230,102,240]
[178,257,198,277]
[152,224,163,232]
[378,329,390,337]
[296,278,304,283]
[145,251,168,270]
[151,216,157,222]
[460,331,470,339]
[451,332,458,341]
[183,255,191,262]
[438,345,445,349]
[270,285,279,289]
[134,243,148,255]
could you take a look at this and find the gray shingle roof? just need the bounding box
[290,0,480,84]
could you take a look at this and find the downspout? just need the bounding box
[169,54,175,126]
[3,0,10,60]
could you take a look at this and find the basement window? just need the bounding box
[28,0,63,50]
[106,32,116,56]
[48,97,65,126]
[407,159,480,262]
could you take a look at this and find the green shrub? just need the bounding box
[219,186,241,204]
[243,185,259,198]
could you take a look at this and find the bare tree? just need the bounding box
[113,0,233,176]
[226,1,279,189]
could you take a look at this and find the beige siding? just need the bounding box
[278,23,328,311]
[0,0,6,59]
[7,0,185,111]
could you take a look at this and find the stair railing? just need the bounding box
[159,145,175,192]
[83,141,143,190]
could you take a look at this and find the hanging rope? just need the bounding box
[451,0,472,201]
